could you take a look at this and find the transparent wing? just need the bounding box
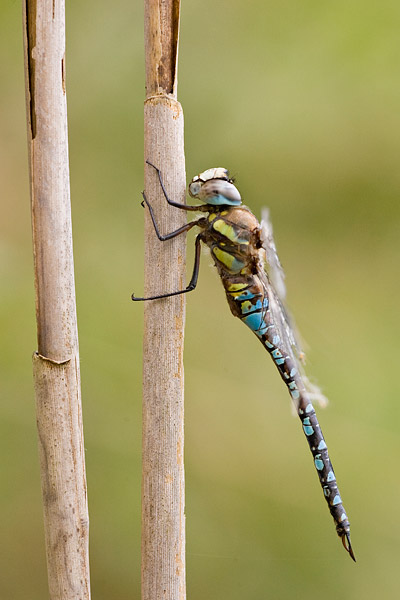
[259,209,328,407]
[260,208,305,361]
[260,208,287,300]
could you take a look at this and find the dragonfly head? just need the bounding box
[189,168,242,206]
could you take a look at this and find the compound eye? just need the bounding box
[189,181,201,197]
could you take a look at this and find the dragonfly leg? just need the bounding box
[142,191,203,241]
[132,233,203,301]
[146,160,209,212]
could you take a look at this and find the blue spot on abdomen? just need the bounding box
[302,417,314,436]
[242,312,266,334]
[303,425,313,435]
[314,454,324,470]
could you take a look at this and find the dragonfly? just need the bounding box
[133,160,355,561]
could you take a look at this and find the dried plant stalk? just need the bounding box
[142,1,186,599]
[23,2,91,598]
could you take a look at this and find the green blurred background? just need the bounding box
[1,0,399,598]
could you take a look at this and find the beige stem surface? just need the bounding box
[23,2,91,598]
[142,2,186,598]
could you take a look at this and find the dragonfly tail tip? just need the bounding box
[342,532,356,562]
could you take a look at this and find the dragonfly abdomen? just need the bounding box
[223,273,351,543]
[298,405,350,536]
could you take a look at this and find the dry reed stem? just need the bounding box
[23,2,90,598]
[142,2,186,599]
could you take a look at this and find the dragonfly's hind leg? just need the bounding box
[132,233,203,301]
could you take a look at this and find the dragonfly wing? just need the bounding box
[260,208,287,300]
[259,209,328,406]
[260,209,305,360]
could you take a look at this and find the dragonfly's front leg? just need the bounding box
[132,233,203,301]
[146,161,209,212]
[141,191,202,241]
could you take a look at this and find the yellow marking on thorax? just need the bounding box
[208,213,216,221]
[213,247,242,271]
[212,218,247,244]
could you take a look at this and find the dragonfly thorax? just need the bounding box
[189,168,242,206]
